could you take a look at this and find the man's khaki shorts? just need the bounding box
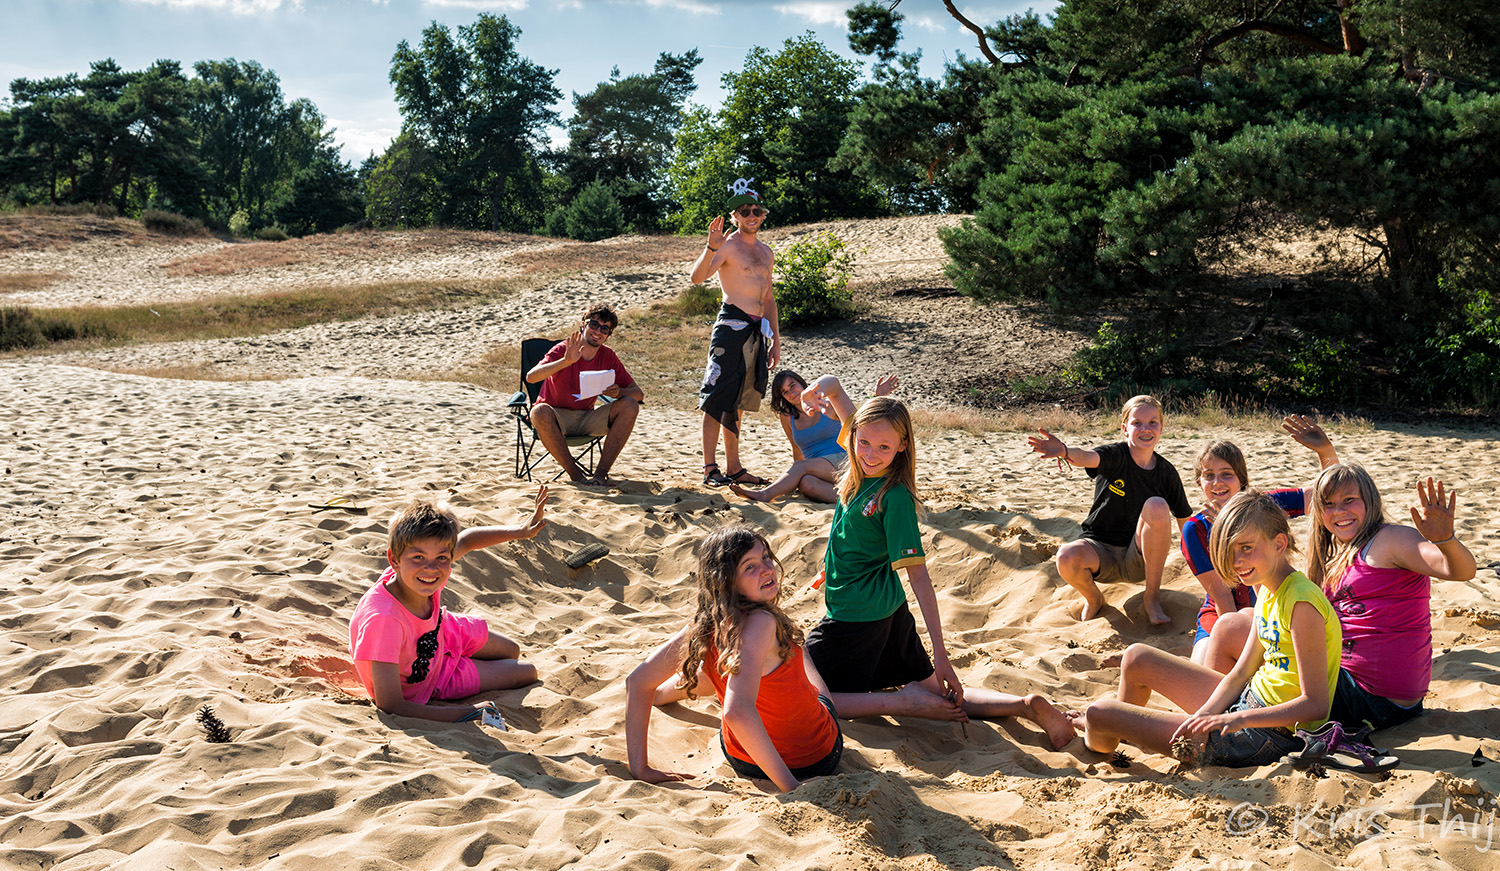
[1088,538,1146,584]
[548,405,610,438]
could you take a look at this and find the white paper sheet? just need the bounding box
[574,369,615,400]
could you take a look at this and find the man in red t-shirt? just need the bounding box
[525,304,644,484]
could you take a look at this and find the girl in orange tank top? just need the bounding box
[625,526,840,792]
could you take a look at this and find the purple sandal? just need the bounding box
[1289,721,1399,772]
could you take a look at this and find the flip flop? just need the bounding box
[726,468,769,487]
[308,496,367,514]
[564,543,610,569]
[1288,721,1399,773]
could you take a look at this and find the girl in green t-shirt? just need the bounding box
[803,396,1076,750]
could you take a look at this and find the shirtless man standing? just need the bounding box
[688,178,781,488]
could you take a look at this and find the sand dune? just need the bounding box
[2,218,1499,870]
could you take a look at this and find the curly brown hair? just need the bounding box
[679,525,803,695]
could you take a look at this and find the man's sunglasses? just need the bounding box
[735,206,767,218]
[585,319,614,336]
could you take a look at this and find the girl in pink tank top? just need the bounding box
[1307,464,1476,730]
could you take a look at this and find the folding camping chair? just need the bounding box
[509,337,607,481]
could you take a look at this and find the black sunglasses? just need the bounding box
[585,319,615,335]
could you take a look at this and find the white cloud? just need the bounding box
[627,0,721,13]
[907,13,950,34]
[423,0,531,9]
[331,121,400,163]
[126,0,296,13]
[770,1,849,28]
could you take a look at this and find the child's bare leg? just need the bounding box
[1116,643,1220,712]
[797,474,837,503]
[923,677,1076,749]
[1201,611,1252,675]
[827,683,967,722]
[1080,699,1190,756]
[730,457,835,502]
[1136,497,1173,625]
[1056,540,1105,620]
[472,631,537,690]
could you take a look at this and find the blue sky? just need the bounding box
[4,0,1056,164]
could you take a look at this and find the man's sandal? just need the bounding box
[726,467,770,487]
[703,463,735,487]
[1288,721,1399,773]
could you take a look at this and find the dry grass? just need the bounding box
[100,365,289,383]
[12,278,522,350]
[0,272,69,294]
[450,344,524,394]
[163,243,305,276]
[0,214,150,253]
[160,227,543,277]
[507,235,704,275]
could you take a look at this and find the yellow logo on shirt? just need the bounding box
[1109,478,1126,497]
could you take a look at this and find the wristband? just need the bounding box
[706,243,720,251]
[1427,533,1456,544]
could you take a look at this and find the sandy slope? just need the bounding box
[2,218,1499,871]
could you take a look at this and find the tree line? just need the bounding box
[0,57,363,236]
[3,2,1496,408]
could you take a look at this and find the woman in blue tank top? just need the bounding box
[729,371,897,504]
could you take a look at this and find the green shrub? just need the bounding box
[0,306,114,351]
[542,206,568,238]
[0,307,45,351]
[677,283,721,318]
[254,225,289,242]
[1065,319,1210,405]
[773,232,855,326]
[228,210,252,237]
[564,180,626,242]
[1396,281,1500,408]
[141,209,206,236]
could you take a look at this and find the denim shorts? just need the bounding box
[1330,668,1424,733]
[1202,687,1305,768]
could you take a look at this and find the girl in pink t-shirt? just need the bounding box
[1307,464,1476,732]
[348,488,547,723]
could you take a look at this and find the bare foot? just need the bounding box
[1025,694,1078,750]
[1074,597,1105,621]
[728,483,770,503]
[895,683,969,722]
[1144,599,1171,626]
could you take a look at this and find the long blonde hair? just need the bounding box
[836,396,920,513]
[1306,463,1386,593]
[679,525,802,695]
[1208,490,1297,584]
